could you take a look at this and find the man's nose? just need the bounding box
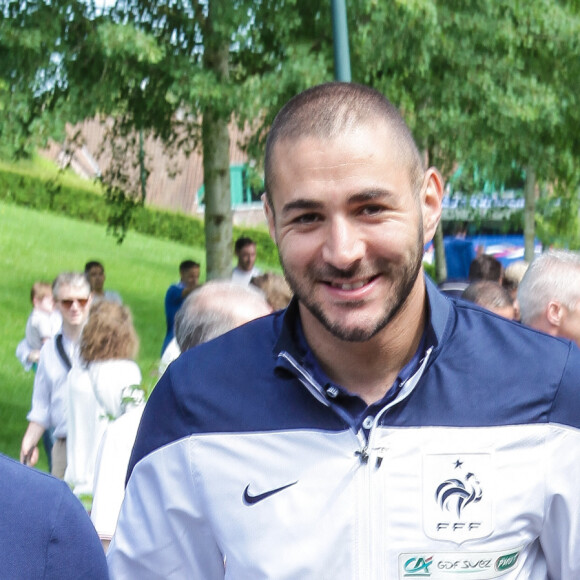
[321,216,364,270]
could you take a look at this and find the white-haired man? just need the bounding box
[518,249,580,346]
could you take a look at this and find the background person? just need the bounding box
[161,259,200,354]
[18,281,62,368]
[231,236,261,285]
[468,253,503,283]
[65,300,141,496]
[250,272,293,311]
[15,280,63,472]
[518,249,580,346]
[502,260,529,321]
[20,272,92,478]
[157,278,273,375]
[461,280,516,319]
[85,261,122,304]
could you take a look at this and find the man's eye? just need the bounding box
[360,205,385,216]
[293,213,321,225]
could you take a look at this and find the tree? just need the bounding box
[349,0,580,276]
[0,0,333,278]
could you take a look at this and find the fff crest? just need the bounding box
[423,452,493,544]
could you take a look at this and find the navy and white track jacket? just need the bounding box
[108,279,580,579]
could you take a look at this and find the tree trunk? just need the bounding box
[523,166,536,262]
[202,0,232,281]
[433,221,447,283]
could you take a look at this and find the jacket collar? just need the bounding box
[273,273,451,367]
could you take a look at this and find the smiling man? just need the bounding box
[109,83,580,579]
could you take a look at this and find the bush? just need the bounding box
[0,165,280,269]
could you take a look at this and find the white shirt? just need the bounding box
[159,338,181,376]
[25,309,62,350]
[231,266,261,286]
[91,290,122,305]
[27,334,78,439]
[65,359,142,496]
[91,404,145,540]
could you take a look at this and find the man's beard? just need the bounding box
[279,229,425,343]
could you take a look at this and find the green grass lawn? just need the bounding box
[0,199,265,469]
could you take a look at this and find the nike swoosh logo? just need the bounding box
[243,481,298,505]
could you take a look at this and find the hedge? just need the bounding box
[0,166,281,269]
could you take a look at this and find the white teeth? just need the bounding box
[331,281,366,290]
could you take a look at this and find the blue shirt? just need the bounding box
[162,282,185,354]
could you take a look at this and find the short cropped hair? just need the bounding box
[52,272,91,300]
[234,237,255,253]
[84,261,104,273]
[518,250,580,325]
[80,301,139,362]
[264,82,425,208]
[30,281,53,303]
[179,260,200,273]
[468,254,503,283]
[462,281,513,311]
[175,281,270,351]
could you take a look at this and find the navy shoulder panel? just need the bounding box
[128,312,346,477]
[387,300,580,428]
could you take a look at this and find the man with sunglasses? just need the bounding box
[20,272,92,479]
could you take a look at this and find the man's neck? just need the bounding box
[300,281,427,405]
[61,323,82,343]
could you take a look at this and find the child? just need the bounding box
[16,282,62,371]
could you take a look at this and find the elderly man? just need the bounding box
[91,281,271,551]
[20,272,92,478]
[518,249,580,346]
[109,83,580,579]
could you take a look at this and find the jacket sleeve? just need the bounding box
[541,346,580,578]
[539,424,580,579]
[107,439,225,579]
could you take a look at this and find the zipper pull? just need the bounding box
[375,447,386,468]
[355,447,369,464]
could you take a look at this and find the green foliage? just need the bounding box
[423,261,436,281]
[0,0,335,277]
[536,188,580,250]
[0,198,217,465]
[0,158,281,268]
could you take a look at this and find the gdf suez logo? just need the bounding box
[403,556,433,576]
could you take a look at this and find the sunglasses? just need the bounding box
[59,298,89,308]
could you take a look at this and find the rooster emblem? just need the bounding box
[435,472,483,517]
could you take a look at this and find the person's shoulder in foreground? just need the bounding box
[0,453,108,579]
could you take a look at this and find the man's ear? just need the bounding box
[262,193,276,242]
[420,167,444,245]
[546,301,564,327]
